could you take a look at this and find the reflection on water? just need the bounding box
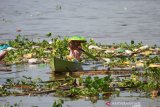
[0,63,100,84]
[0,64,50,84]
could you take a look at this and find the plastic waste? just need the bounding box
[85,97,89,100]
[23,53,32,59]
[139,45,149,50]
[88,45,102,50]
[0,44,10,50]
[104,50,114,54]
[141,50,152,56]
[28,58,38,64]
[32,46,40,49]
[102,58,111,64]
[133,48,139,52]
[49,41,53,44]
[135,62,144,68]
[149,64,160,68]
[125,50,132,55]
[6,47,15,51]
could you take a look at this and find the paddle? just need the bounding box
[79,49,98,61]
[80,48,111,63]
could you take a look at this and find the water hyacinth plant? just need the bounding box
[2,34,159,68]
[1,33,160,100]
[4,35,70,64]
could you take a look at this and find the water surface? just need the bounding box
[1,0,160,106]
[0,0,160,45]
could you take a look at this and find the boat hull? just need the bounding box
[50,57,83,72]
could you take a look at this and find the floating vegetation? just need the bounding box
[1,34,159,68]
[1,75,115,99]
[53,99,63,107]
[0,100,23,107]
[0,34,160,101]
[3,34,69,64]
[1,68,160,98]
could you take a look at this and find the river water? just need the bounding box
[1,0,160,107]
[0,0,160,45]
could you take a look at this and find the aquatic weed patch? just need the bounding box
[2,34,160,69]
[1,34,160,102]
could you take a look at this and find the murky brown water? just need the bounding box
[0,64,160,107]
[1,0,160,106]
[0,0,160,45]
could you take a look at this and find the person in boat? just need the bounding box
[67,36,86,62]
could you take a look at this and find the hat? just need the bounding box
[68,36,86,42]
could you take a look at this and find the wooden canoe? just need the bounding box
[50,57,83,72]
[0,50,7,60]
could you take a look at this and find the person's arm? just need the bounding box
[0,50,8,60]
